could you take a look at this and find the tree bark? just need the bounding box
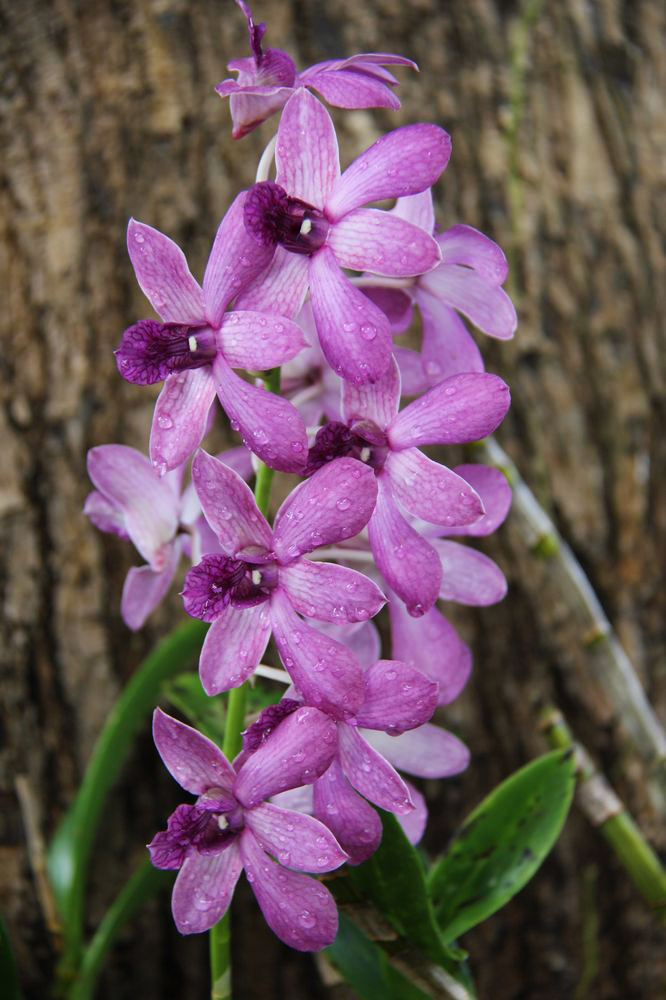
[2,0,664,997]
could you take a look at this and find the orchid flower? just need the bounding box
[149,709,346,949]
[236,89,450,384]
[84,444,252,630]
[181,450,386,719]
[302,357,510,614]
[360,189,517,393]
[115,192,310,475]
[216,0,417,139]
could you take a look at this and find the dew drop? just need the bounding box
[336,497,351,511]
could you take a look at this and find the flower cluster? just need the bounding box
[85,0,515,952]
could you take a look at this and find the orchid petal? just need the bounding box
[420,264,517,340]
[384,448,484,527]
[228,88,293,139]
[309,247,392,384]
[270,784,314,815]
[245,803,347,871]
[359,285,414,333]
[397,781,428,845]
[368,476,441,617]
[198,603,271,696]
[87,445,178,569]
[270,591,364,720]
[443,464,512,537]
[212,355,308,473]
[328,210,441,277]
[434,539,508,605]
[171,845,243,935]
[389,599,471,705]
[152,708,235,795]
[364,724,470,778]
[301,53,417,74]
[391,189,435,234]
[338,724,412,814]
[203,192,275,327]
[121,537,183,631]
[304,69,400,110]
[275,89,340,209]
[150,367,217,475]
[438,224,509,285]
[234,704,338,807]
[312,761,381,864]
[388,373,511,450]
[127,219,204,324]
[240,830,338,951]
[83,490,128,539]
[341,354,400,430]
[217,310,307,369]
[314,620,381,669]
[273,457,377,561]
[279,560,385,624]
[234,247,310,318]
[326,125,451,220]
[356,660,438,734]
[394,347,430,396]
[418,291,485,380]
[191,449,272,554]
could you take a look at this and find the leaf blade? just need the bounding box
[429,749,576,943]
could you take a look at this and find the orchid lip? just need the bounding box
[182,553,278,622]
[115,320,217,386]
[304,420,388,475]
[244,181,330,255]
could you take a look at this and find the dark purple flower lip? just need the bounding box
[148,797,242,869]
[242,698,301,753]
[244,181,330,256]
[182,553,278,622]
[304,421,388,476]
[115,321,217,386]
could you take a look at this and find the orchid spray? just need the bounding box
[69,2,579,996]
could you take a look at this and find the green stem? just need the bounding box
[543,708,666,919]
[70,863,172,1000]
[209,366,282,998]
[50,619,208,987]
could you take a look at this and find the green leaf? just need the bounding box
[163,672,286,746]
[342,811,460,969]
[429,749,576,943]
[47,619,207,974]
[326,913,429,1000]
[163,672,228,743]
[0,915,23,1000]
[71,862,173,1000]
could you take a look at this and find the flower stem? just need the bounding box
[542,707,666,918]
[209,366,282,997]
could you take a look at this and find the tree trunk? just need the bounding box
[2,0,664,997]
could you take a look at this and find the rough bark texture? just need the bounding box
[2,0,665,997]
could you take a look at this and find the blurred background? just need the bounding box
[2,0,665,996]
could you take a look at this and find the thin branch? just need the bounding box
[478,435,666,816]
[542,708,666,918]
[15,776,62,940]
